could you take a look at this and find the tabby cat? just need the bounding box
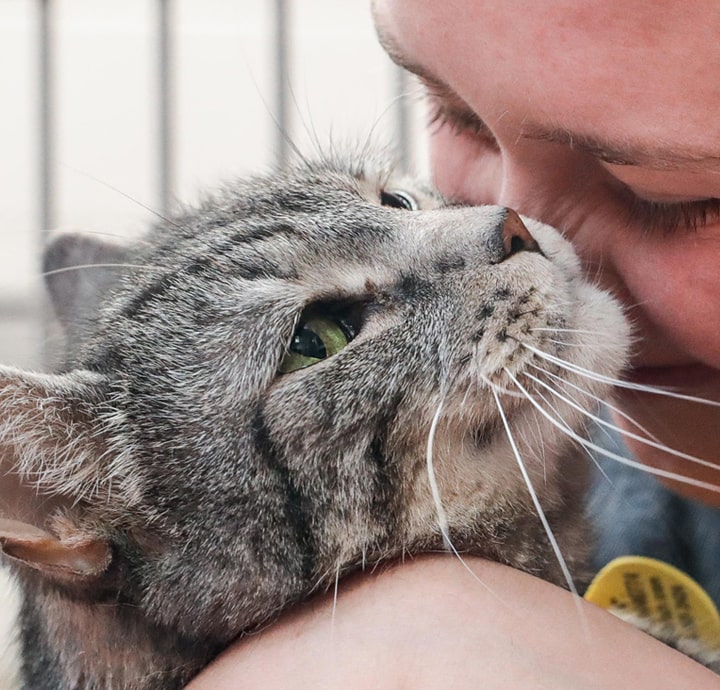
[0,153,629,688]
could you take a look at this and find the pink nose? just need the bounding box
[500,208,541,258]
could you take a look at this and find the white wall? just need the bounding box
[0,0,428,368]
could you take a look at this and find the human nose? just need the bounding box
[430,126,599,237]
[493,146,598,237]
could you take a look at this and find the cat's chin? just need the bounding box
[470,417,504,449]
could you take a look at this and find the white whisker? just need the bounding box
[480,375,524,398]
[522,342,720,408]
[528,362,663,444]
[524,369,720,472]
[530,327,604,336]
[491,383,588,632]
[505,369,720,494]
[528,383,613,485]
[426,395,513,604]
[59,162,183,228]
[42,263,163,278]
[427,398,452,550]
[545,338,600,349]
[52,229,153,246]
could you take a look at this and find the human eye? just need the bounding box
[427,98,495,141]
[625,194,720,236]
[423,81,499,145]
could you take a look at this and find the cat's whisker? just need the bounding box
[359,89,413,171]
[50,229,154,247]
[505,369,720,493]
[286,78,327,165]
[527,362,663,444]
[521,341,720,408]
[536,374,620,460]
[544,338,602,349]
[530,327,604,336]
[242,63,313,170]
[490,381,589,633]
[426,398,452,551]
[459,377,478,411]
[523,370,720,472]
[59,163,183,229]
[479,375,524,398]
[525,382,612,484]
[490,367,600,483]
[426,395,513,605]
[41,263,164,278]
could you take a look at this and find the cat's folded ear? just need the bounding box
[44,230,134,328]
[0,519,110,581]
[0,365,113,582]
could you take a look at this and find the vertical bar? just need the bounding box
[158,0,173,214]
[274,0,290,168]
[38,0,54,235]
[394,65,411,172]
[38,0,55,367]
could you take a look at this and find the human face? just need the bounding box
[372,0,720,504]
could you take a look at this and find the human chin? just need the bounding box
[625,362,720,396]
[620,311,720,398]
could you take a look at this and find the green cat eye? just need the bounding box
[279,317,352,373]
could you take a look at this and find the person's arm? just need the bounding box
[187,555,720,689]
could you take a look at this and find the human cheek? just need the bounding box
[610,225,720,368]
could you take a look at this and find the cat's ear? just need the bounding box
[0,365,113,582]
[43,230,133,328]
[0,519,110,581]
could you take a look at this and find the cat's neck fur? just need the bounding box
[20,581,214,689]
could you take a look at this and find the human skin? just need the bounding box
[189,1,720,685]
[188,557,720,688]
[371,0,720,506]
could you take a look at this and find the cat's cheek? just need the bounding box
[573,284,631,378]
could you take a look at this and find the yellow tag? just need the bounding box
[585,556,720,649]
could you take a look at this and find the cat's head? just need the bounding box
[0,154,629,644]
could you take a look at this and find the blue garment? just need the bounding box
[586,423,720,610]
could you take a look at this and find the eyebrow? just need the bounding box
[520,126,720,170]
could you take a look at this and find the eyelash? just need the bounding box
[625,194,720,236]
[426,99,498,143]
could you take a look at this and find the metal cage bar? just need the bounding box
[38,0,54,237]
[273,0,291,168]
[158,0,174,214]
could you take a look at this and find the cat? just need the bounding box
[0,151,630,688]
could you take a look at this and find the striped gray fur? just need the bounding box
[0,151,630,688]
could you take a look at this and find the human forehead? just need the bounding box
[372,0,720,158]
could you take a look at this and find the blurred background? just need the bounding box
[0,0,428,370]
[0,3,428,685]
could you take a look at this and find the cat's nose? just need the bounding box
[499,208,541,259]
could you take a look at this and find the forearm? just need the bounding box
[187,556,720,689]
